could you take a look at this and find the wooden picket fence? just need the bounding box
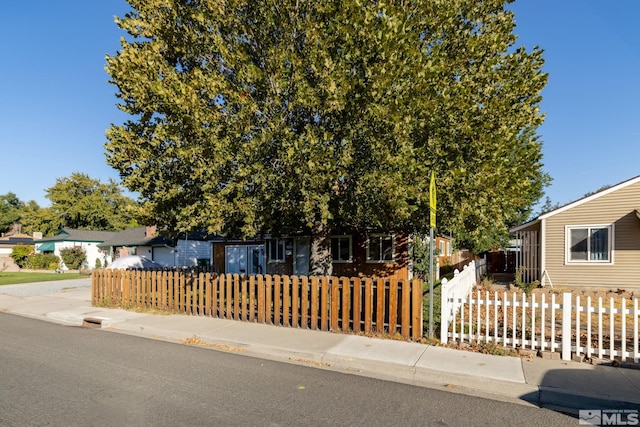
[91,270,424,340]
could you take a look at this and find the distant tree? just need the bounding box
[535,196,560,217]
[0,192,21,234]
[583,184,613,198]
[32,173,137,236]
[106,0,548,274]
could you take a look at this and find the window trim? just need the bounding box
[366,233,395,263]
[267,239,286,263]
[565,224,614,265]
[330,235,353,263]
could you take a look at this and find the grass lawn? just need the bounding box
[0,272,85,286]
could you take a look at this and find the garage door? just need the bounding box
[152,246,176,267]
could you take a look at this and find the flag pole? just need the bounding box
[428,171,436,339]
[429,225,434,338]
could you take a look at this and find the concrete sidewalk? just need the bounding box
[1,279,639,414]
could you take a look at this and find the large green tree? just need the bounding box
[106,0,548,274]
[28,173,137,236]
[0,192,24,234]
[0,193,41,235]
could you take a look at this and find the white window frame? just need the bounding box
[366,234,395,263]
[267,239,285,263]
[565,224,614,265]
[330,235,353,263]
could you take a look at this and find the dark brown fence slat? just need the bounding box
[341,277,350,332]
[257,275,266,323]
[226,274,234,319]
[376,278,385,333]
[241,275,248,321]
[198,272,205,315]
[364,278,373,333]
[401,279,411,337]
[265,275,273,324]
[185,274,192,315]
[320,277,329,331]
[282,276,290,327]
[388,278,398,334]
[411,279,423,340]
[310,277,319,330]
[274,275,281,326]
[291,276,299,327]
[330,277,339,331]
[301,276,310,329]
[352,277,361,333]
[233,274,240,320]
[249,275,256,322]
[205,273,212,316]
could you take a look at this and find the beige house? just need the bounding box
[510,175,640,289]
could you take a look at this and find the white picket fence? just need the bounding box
[439,259,486,342]
[440,263,640,363]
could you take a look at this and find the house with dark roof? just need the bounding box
[510,175,640,289]
[99,226,213,268]
[35,228,118,270]
[0,233,38,272]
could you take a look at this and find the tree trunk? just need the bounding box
[309,221,332,276]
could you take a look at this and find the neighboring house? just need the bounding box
[99,226,212,268]
[510,175,640,289]
[0,232,38,272]
[0,233,36,256]
[35,228,118,270]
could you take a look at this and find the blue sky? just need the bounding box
[1,1,639,214]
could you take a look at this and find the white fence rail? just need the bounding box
[441,282,640,363]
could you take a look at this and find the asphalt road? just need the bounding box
[0,313,576,427]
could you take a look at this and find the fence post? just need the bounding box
[440,278,449,343]
[562,292,572,361]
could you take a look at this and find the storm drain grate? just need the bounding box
[82,317,103,329]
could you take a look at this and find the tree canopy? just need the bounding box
[106,0,548,273]
[38,173,137,234]
[0,193,40,235]
[0,192,24,234]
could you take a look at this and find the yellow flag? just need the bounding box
[429,172,436,228]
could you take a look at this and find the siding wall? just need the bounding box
[544,181,640,288]
[177,240,212,266]
[211,233,410,280]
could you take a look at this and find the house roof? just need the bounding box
[510,174,640,233]
[35,228,119,243]
[0,234,35,246]
[99,226,174,248]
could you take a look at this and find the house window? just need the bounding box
[566,225,613,263]
[331,235,352,263]
[366,234,395,263]
[267,239,285,263]
[439,240,445,256]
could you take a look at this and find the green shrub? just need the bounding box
[60,247,86,270]
[95,258,102,269]
[10,244,33,268]
[26,253,60,270]
[515,266,539,296]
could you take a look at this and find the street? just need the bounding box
[0,312,575,426]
